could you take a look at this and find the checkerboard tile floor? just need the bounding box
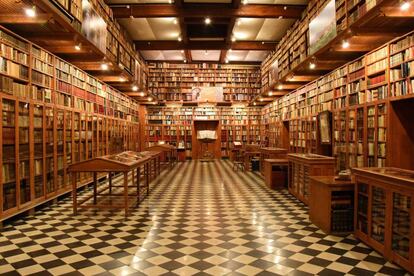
[0,160,410,275]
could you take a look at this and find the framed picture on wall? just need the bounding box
[318,111,332,144]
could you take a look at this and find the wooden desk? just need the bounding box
[309,176,355,235]
[146,144,177,168]
[68,151,161,217]
[259,147,288,174]
[288,153,336,205]
[244,150,261,171]
[263,159,289,189]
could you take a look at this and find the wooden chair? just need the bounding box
[232,149,245,171]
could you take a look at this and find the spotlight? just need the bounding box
[120,77,126,82]
[101,63,109,70]
[342,40,350,49]
[401,1,411,10]
[225,59,229,64]
[269,91,273,96]
[132,85,138,91]
[25,6,36,18]
[178,36,182,42]
[277,84,283,90]
[205,17,211,25]
[75,44,81,51]
[309,62,316,69]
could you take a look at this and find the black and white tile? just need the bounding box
[0,160,409,275]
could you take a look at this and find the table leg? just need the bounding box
[124,172,128,217]
[72,172,77,215]
[93,172,97,205]
[109,173,112,195]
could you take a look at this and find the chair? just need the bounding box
[232,148,245,171]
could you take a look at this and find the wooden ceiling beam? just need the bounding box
[136,40,277,50]
[0,14,53,24]
[112,4,306,19]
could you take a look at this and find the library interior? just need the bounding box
[0,0,414,275]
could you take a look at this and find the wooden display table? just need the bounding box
[263,159,289,189]
[288,153,336,205]
[68,151,161,217]
[309,176,355,235]
[259,147,288,174]
[146,144,177,168]
[244,144,261,171]
[352,167,414,274]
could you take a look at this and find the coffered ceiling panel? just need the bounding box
[233,18,295,41]
[118,18,180,40]
[227,50,268,62]
[141,50,185,61]
[191,50,221,61]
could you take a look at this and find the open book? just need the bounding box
[197,130,217,140]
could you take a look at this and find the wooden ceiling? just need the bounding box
[108,0,308,63]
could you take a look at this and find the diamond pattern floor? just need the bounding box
[0,160,409,275]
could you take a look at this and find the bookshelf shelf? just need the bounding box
[0,27,141,222]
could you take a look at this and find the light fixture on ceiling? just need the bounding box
[140,92,145,97]
[184,59,187,63]
[284,6,287,10]
[178,36,182,42]
[205,17,211,25]
[253,102,256,105]
[181,50,184,53]
[277,84,283,90]
[148,97,152,102]
[309,61,316,69]
[120,77,126,82]
[401,1,411,10]
[225,59,229,64]
[132,85,138,91]
[231,36,236,42]
[259,98,263,102]
[25,6,36,18]
[74,44,81,51]
[261,41,265,45]
[342,40,350,49]
[101,63,109,70]
[269,91,273,96]
[169,0,172,4]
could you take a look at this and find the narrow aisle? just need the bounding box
[0,161,408,276]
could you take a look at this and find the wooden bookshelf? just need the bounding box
[148,63,260,102]
[262,30,414,172]
[144,106,263,159]
[353,167,414,274]
[0,27,141,222]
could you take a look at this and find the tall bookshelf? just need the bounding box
[262,29,414,172]
[148,63,260,102]
[0,27,141,221]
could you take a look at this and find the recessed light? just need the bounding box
[205,17,211,25]
[401,1,411,10]
[101,63,109,70]
[75,44,81,51]
[132,85,138,91]
[140,92,145,97]
[309,62,316,69]
[25,6,36,18]
[269,91,273,96]
[277,84,283,90]
[342,40,350,49]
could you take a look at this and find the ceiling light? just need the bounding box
[277,84,283,90]
[231,36,236,42]
[401,1,411,10]
[262,41,265,45]
[25,6,36,18]
[269,91,273,96]
[342,40,350,49]
[225,59,229,64]
[181,50,184,53]
[253,102,256,105]
[148,97,152,101]
[178,36,182,42]
[140,92,145,97]
[74,44,81,51]
[101,63,109,70]
[120,77,126,82]
[132,85,138,91]
[205,17,211,25]
[184,59,187,63]
[284,6,287,10]
[309,62,316,69]
[259,98,263,102]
